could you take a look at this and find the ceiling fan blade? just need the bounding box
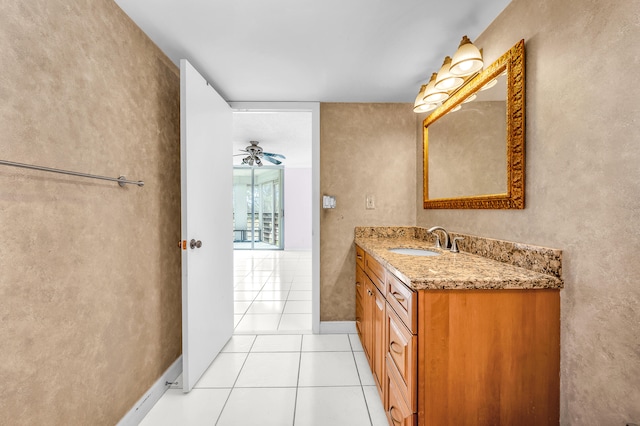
[263,152,286,159]
[263,156,282,165]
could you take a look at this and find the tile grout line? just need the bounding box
[350,335,376,426]
[291,334,304,426]
[213,335,257,425]
[233,250,311,334]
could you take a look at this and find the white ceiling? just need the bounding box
[113,0,512,103]
[113,0,511,168]
[232,111,312,168]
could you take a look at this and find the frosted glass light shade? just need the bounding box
[450,36,483,76]
[480,78,498,91]
[434,56,464,91]
[414,84,427,107]
[414,102,438,113]
[462,93,477,103]
[423,72,449,104]
[414,83,439,113]
[413,84,429,112]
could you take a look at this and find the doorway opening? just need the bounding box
[230,102,320,333]
[233,166,284,250]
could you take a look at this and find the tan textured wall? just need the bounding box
[320,103,416,321]
[0,1,181,424]
[416,0,640,423]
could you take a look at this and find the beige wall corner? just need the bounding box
[0,1,181,424]
[320,103,416,321]
[416,0,640,423]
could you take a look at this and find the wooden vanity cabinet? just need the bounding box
[355,245,561,426]
[356,261,386,398]
[417,289,560,426]
[357,249,418,424]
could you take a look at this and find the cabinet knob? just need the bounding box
[190,239,203,249]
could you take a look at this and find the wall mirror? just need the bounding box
[423,39,525,209]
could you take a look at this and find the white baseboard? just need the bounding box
[319,321,356,334]
[117,355,183,426]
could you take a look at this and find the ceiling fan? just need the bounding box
[235,140,286,166]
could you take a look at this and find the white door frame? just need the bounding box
[230,102,320,334]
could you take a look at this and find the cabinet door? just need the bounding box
[355,265,366,342]
[386,303,416,411]
[355,291,364,340]
[361,278,375,366]
[356,264,365,300]
[372,285,386,398]
[356,245,365,270]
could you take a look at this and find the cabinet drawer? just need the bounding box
[385,359,416,426]
[356,264,365,299]
[386,303,416,411]
[365,252,386,294]
[386,272,416,333]
[355,245,365,269]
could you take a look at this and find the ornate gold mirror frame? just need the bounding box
[423,39,525,209]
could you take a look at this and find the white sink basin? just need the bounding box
[388,248,441,257]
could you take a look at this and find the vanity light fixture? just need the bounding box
[413,73,440,113]
[450,35,484,76]
[413,84,429,112]
[434,56,465,91]
[422,72,449,104]
[414,35,484,114]
[413,78,440,113]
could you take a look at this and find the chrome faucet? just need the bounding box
[450,236,464,253]
[427,226,450,250]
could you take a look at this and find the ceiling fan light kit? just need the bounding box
[236,140,286,167]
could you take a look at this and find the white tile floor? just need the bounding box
[141,251,387,424]
[233,250,313,334]
[140,334,388,425]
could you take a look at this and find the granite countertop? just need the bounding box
[355,235,564,291]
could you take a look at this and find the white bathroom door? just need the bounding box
[180,59,234,392]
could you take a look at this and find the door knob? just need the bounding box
[190,239,202,249]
